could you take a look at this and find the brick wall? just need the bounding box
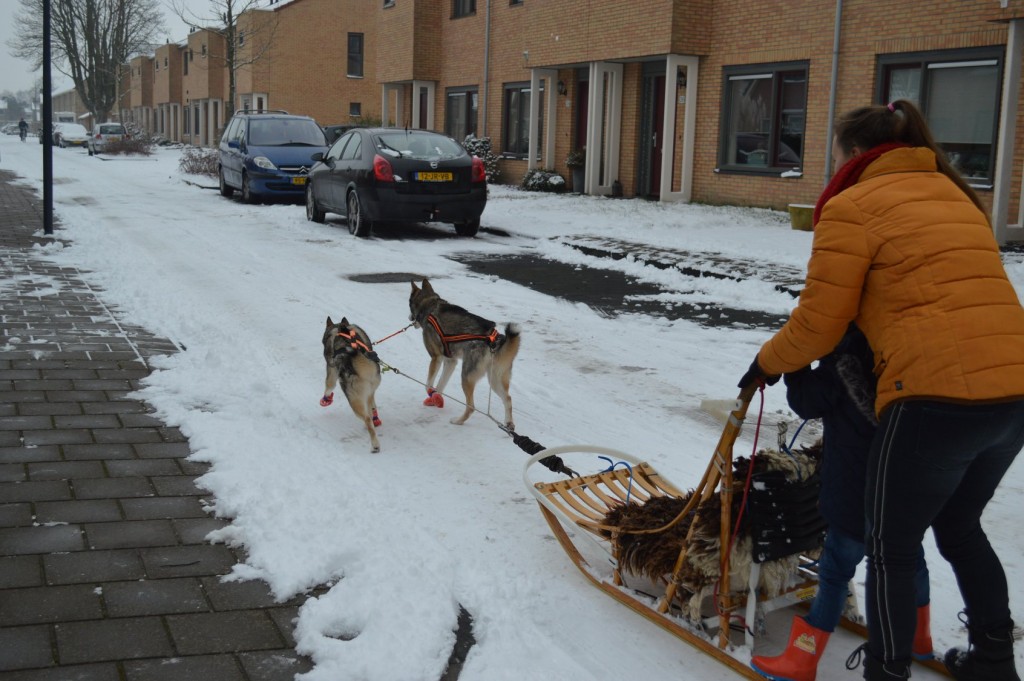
[129,56,154,109]
[246,0,379,126]
[153,44,183,106]
[692,0,1020,214]
[521,0,674,65]
[182,29,227,104]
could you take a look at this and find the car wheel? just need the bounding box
[347,190,372,237]
[241,173,257,204]
[306,183,325,223]
[455,218,480,237]
[218,168,234,198]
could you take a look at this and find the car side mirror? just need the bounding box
[227,139,240,149]
[311,152,324,162]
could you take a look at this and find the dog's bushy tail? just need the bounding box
[493,322,521,369]
[489,323,521,396]
[501,322,521,354]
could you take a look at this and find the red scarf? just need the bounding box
[813,142,908,227]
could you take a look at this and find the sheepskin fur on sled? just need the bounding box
[603,444,822,622]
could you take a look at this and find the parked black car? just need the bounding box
[322,123,361,144]
[305,128,487,237]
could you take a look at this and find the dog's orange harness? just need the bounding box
[336,329,373,354]
[425,315,500,358]
[334,329,379,364]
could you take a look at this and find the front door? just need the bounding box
[638,72,666,198]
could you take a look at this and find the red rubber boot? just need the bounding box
[750,616,831,681]
[913,604,934,660]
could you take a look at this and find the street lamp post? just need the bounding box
[42,0,53,235]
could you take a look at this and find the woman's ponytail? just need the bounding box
[835,99,989,222]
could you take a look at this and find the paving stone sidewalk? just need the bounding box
[0,170,315,681]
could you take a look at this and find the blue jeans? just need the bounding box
[865,398,1024,666]
[805,527,928,632]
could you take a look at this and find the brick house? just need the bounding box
[50,88,89,126]
[127,55,154,134]
[114,0,1024,242]
[235,0,379,125]
[153,42,185,142]
[181,28,228,147]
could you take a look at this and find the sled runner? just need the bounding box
[522,384,951,679]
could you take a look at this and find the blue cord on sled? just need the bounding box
[597,456,635,505]
[779,418,810,478]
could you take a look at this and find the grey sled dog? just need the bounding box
[321,316,382,453]
[408,279,520,429]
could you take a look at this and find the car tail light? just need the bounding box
[471,156,486,184]
[373,154,394,182]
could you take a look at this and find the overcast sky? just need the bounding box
[0,0,213,98]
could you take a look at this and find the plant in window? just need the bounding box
[565,147,585,168]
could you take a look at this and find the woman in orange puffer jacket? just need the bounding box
[739,100,1024,681]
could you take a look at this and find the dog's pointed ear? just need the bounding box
[422,278,433,294]
[326,316,334,327]
[340,316,349,326]
[410,280,419,295]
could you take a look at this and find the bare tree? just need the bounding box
[8,0,165,123]
[170,0,278,119]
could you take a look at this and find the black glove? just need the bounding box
[738,356,780,389]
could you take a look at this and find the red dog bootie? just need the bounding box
[372,409,382,427]
[320,392,334,407]
[423,388,444,408]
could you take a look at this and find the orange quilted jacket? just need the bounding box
[758,146,1024,415]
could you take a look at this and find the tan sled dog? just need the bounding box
[320,316,382,453]
[409,279,520,429]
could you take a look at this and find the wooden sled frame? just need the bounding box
[523,384,951,678]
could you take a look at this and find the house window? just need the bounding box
[350,102,362,117]
[510,0,522,4]
[879,48,1002,185]
[238,31,245,46]
[502,82,543,157]
[445,87,478,142]
[719,62,807,172]
[347,33,364,78]
[453,0,475,18]
[164,56,168,67]
[384,0,395,6]
[201,44,207,57]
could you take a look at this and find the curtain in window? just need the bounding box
[926,63,997,145]
[726,75,771,166]
[447,93,468,141]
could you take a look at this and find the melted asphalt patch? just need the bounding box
[450,252,793,330]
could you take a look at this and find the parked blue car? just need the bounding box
[218,111,328,203]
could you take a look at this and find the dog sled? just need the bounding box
[521,383,951,679]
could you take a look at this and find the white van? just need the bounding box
[53,112,76,124]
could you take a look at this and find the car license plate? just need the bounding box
[291,177,307,185]
[416,172,453,182]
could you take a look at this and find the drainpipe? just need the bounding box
[481,0,491,137]
[824,0,843,184]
